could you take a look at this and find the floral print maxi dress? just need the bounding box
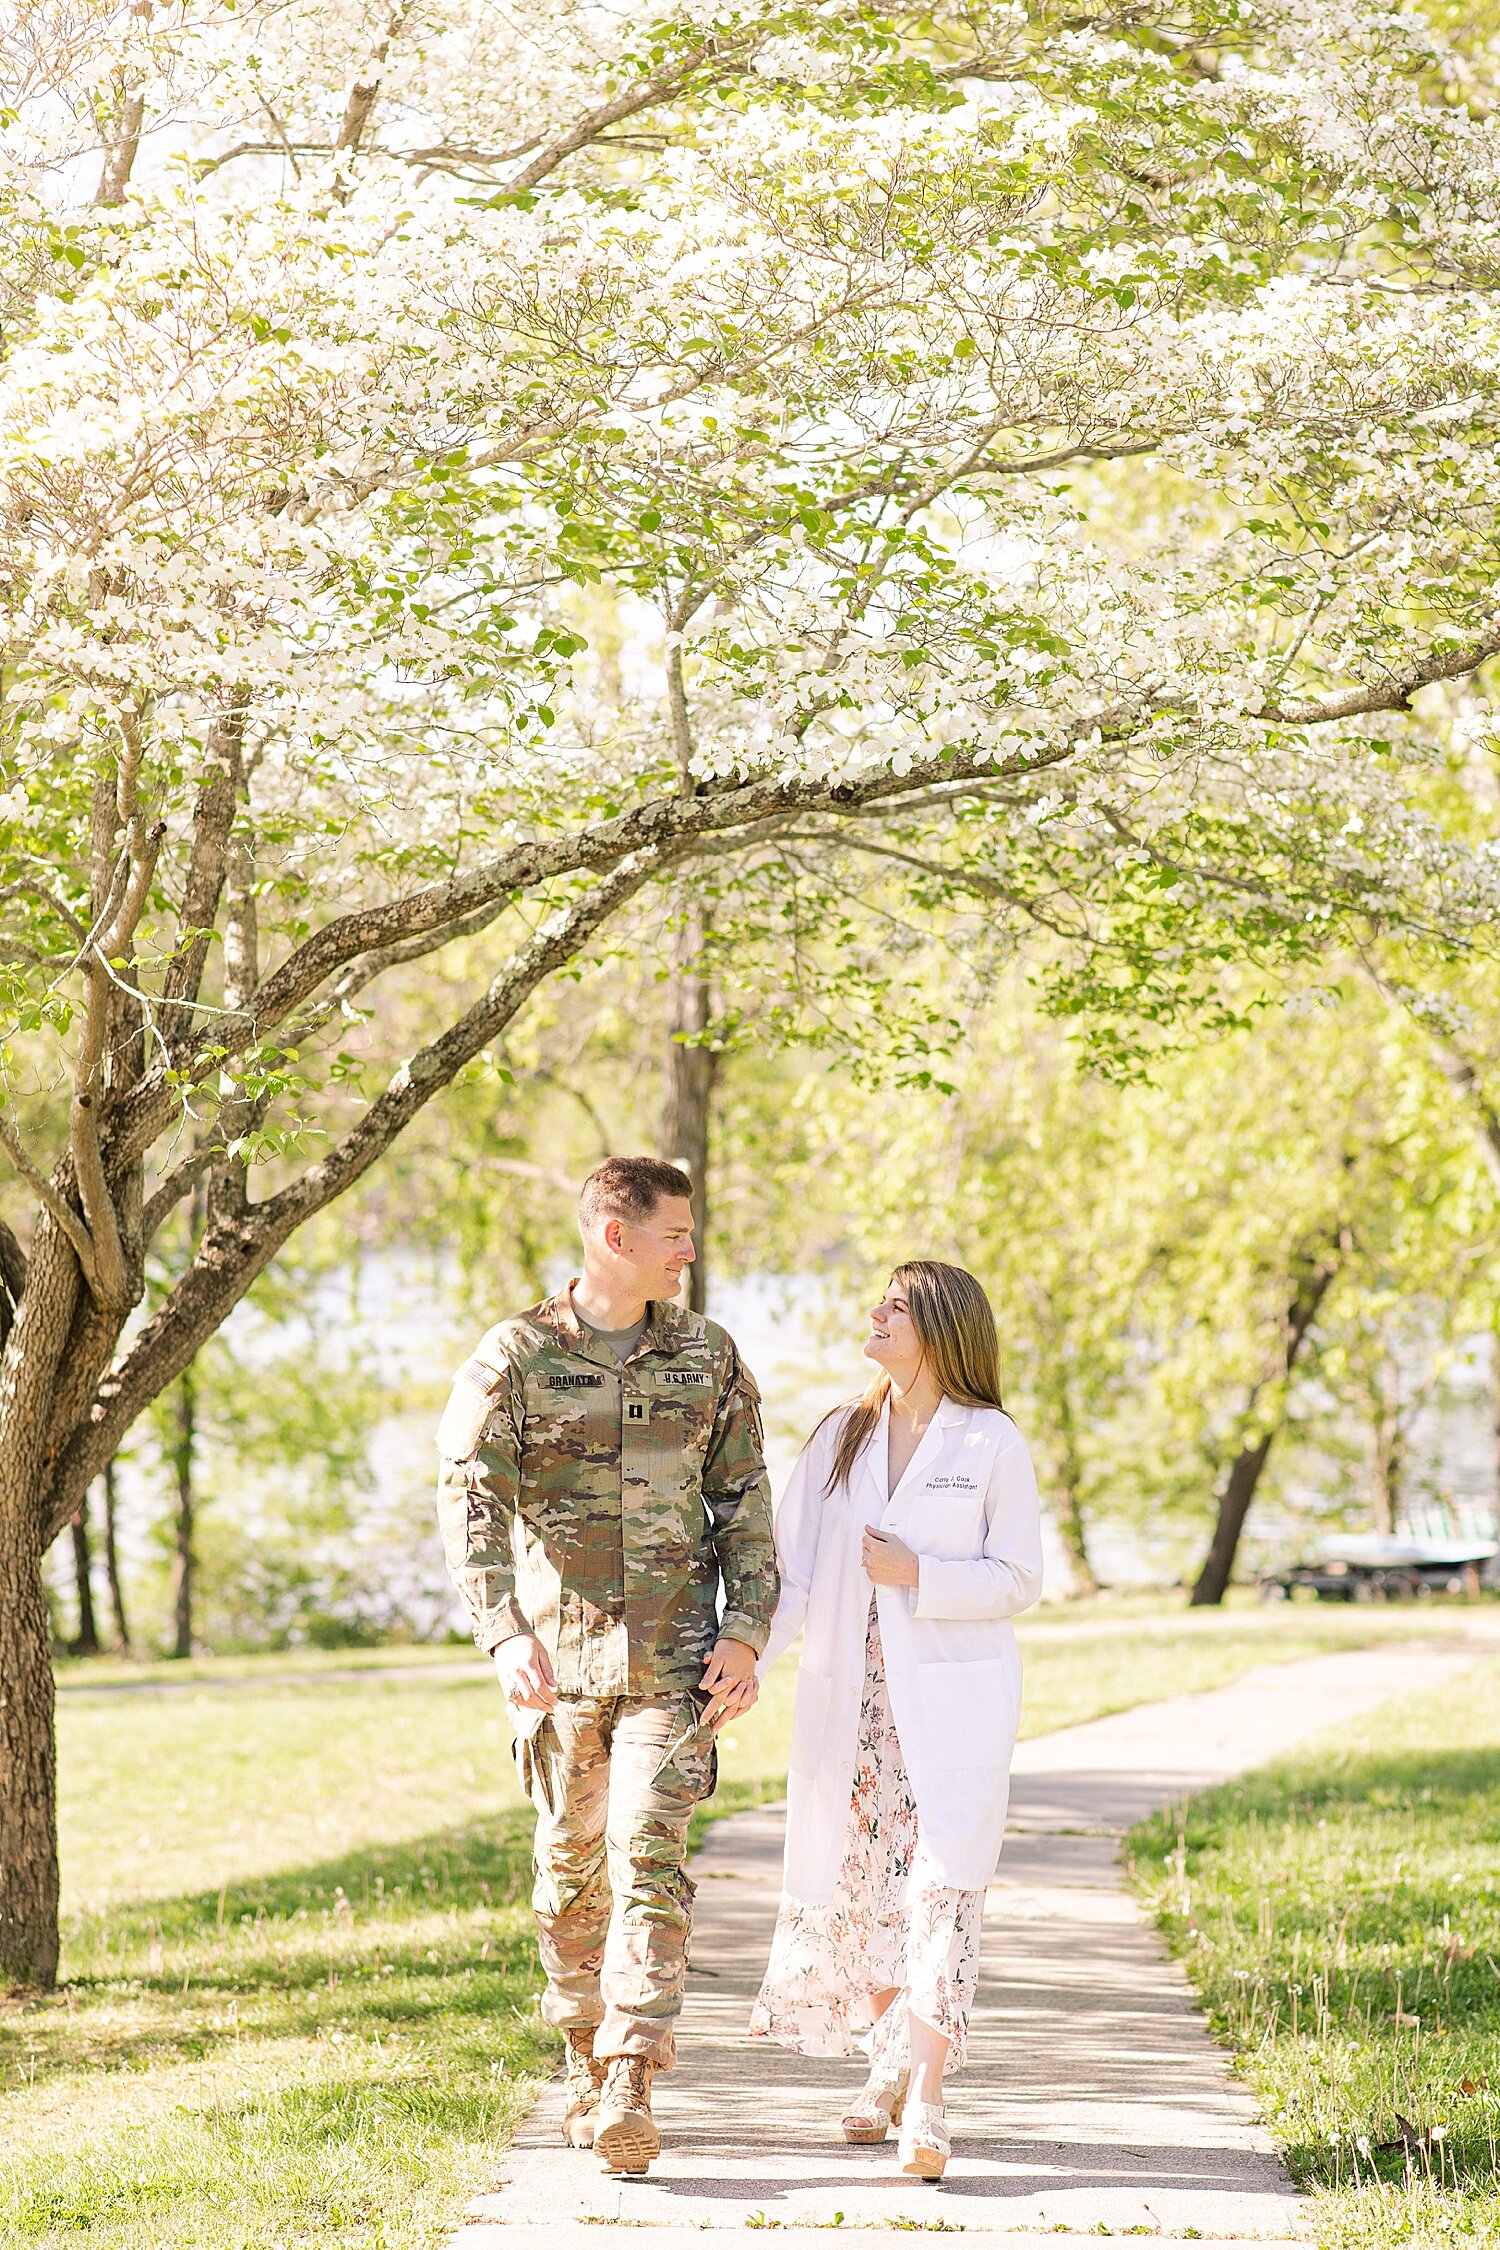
[748,1599,984,2078]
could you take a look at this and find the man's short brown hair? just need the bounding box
[579,1155,693,1229]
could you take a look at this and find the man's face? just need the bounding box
[613,1195,696,1299]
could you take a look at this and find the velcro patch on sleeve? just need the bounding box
[437,1372,500,1459]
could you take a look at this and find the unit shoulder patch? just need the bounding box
[438,1376,500,1461]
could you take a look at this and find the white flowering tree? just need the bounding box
[3,0,1500,1984]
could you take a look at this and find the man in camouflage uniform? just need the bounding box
[436,1155,777,2175]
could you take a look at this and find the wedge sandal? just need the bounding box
[840,2068,908,2145]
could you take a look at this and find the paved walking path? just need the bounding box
[456,1629,1500,2249]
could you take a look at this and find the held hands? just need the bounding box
[494,1632,757,1730]
[700,1635,760,1732]
[862,1526,920,1589]
[493,1632,558,1713]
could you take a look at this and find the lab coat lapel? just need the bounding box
[856,1399,888,1524]
[883,1396,956,1521]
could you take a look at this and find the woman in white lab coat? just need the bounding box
[748,1261,1043,2179]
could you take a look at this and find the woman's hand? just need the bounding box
[493,1632,558,1712]
[700,1635,760,1731]
[862,1527,920,1588]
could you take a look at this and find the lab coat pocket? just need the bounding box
[789,1666,834,1778]
[915,1657,1016,1765]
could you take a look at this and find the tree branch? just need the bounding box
[94,0,152,206]
[283,893,517,1050]
[106,737,1073,1167]
[776,827,1089,941]
[0,1113,96,1282]
[507,33,757,196]
[0,1216,27,1351]
[160,704,244,1056]
[0,881,86,943]
[69,708,166,1305]
[333,1,412,193]
[1261,629,1500,725]
[206,830,258,1228]
[46,848,676,1535]
[967,435,1168,479]
[108,619,1500,1177]
[141,1145,220,1243]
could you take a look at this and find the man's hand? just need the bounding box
[700,1635,759,1731]
[862,1527,920,1588]
[493,1632,557,1713]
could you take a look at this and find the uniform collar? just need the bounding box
[543,1281,696,1368]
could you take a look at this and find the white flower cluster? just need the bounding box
[2,0,1499,1018]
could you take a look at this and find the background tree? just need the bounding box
[64,1495,99,1657]
[747,960,1498,1592]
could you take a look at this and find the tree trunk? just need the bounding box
[0,1510,60,1989]
[0,1215,86,1990]
[168,1371,197,1660]
[69,1500,99,1657]
[102,1461,130,1654]
[1188,1429,1280,1610]
[1050,1386,1100,1594]
[1054,1478,1100,1595]
[1190,1243,1340,1607]
[661,897,717,1315]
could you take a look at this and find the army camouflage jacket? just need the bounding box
[435,1283,778,1695]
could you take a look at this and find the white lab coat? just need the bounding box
[760,1396,1043,1901]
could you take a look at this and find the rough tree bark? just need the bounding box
[1189,1239,1343,1606]
[168,1372,197,1660]
[0,1520,58,1985]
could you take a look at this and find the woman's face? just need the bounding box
[863,1279,924,1382]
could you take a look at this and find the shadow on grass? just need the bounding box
[64,1766,787,1966]
[75,1804,541,1951]
[4,1771,788,2097]
[0,1811,547,2094]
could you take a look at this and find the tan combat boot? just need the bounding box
[561,2027,606,2148]
[593,2055,659,2174]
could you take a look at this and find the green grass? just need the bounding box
[4,1600,1491,2248]
[1,1659,801,2250]
[51,1643,475,1691]
[1131,1655,1500,2249]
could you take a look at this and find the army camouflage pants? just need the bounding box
[516,1692,716,2070]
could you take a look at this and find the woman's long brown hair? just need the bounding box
[824,1259,1005,1494]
